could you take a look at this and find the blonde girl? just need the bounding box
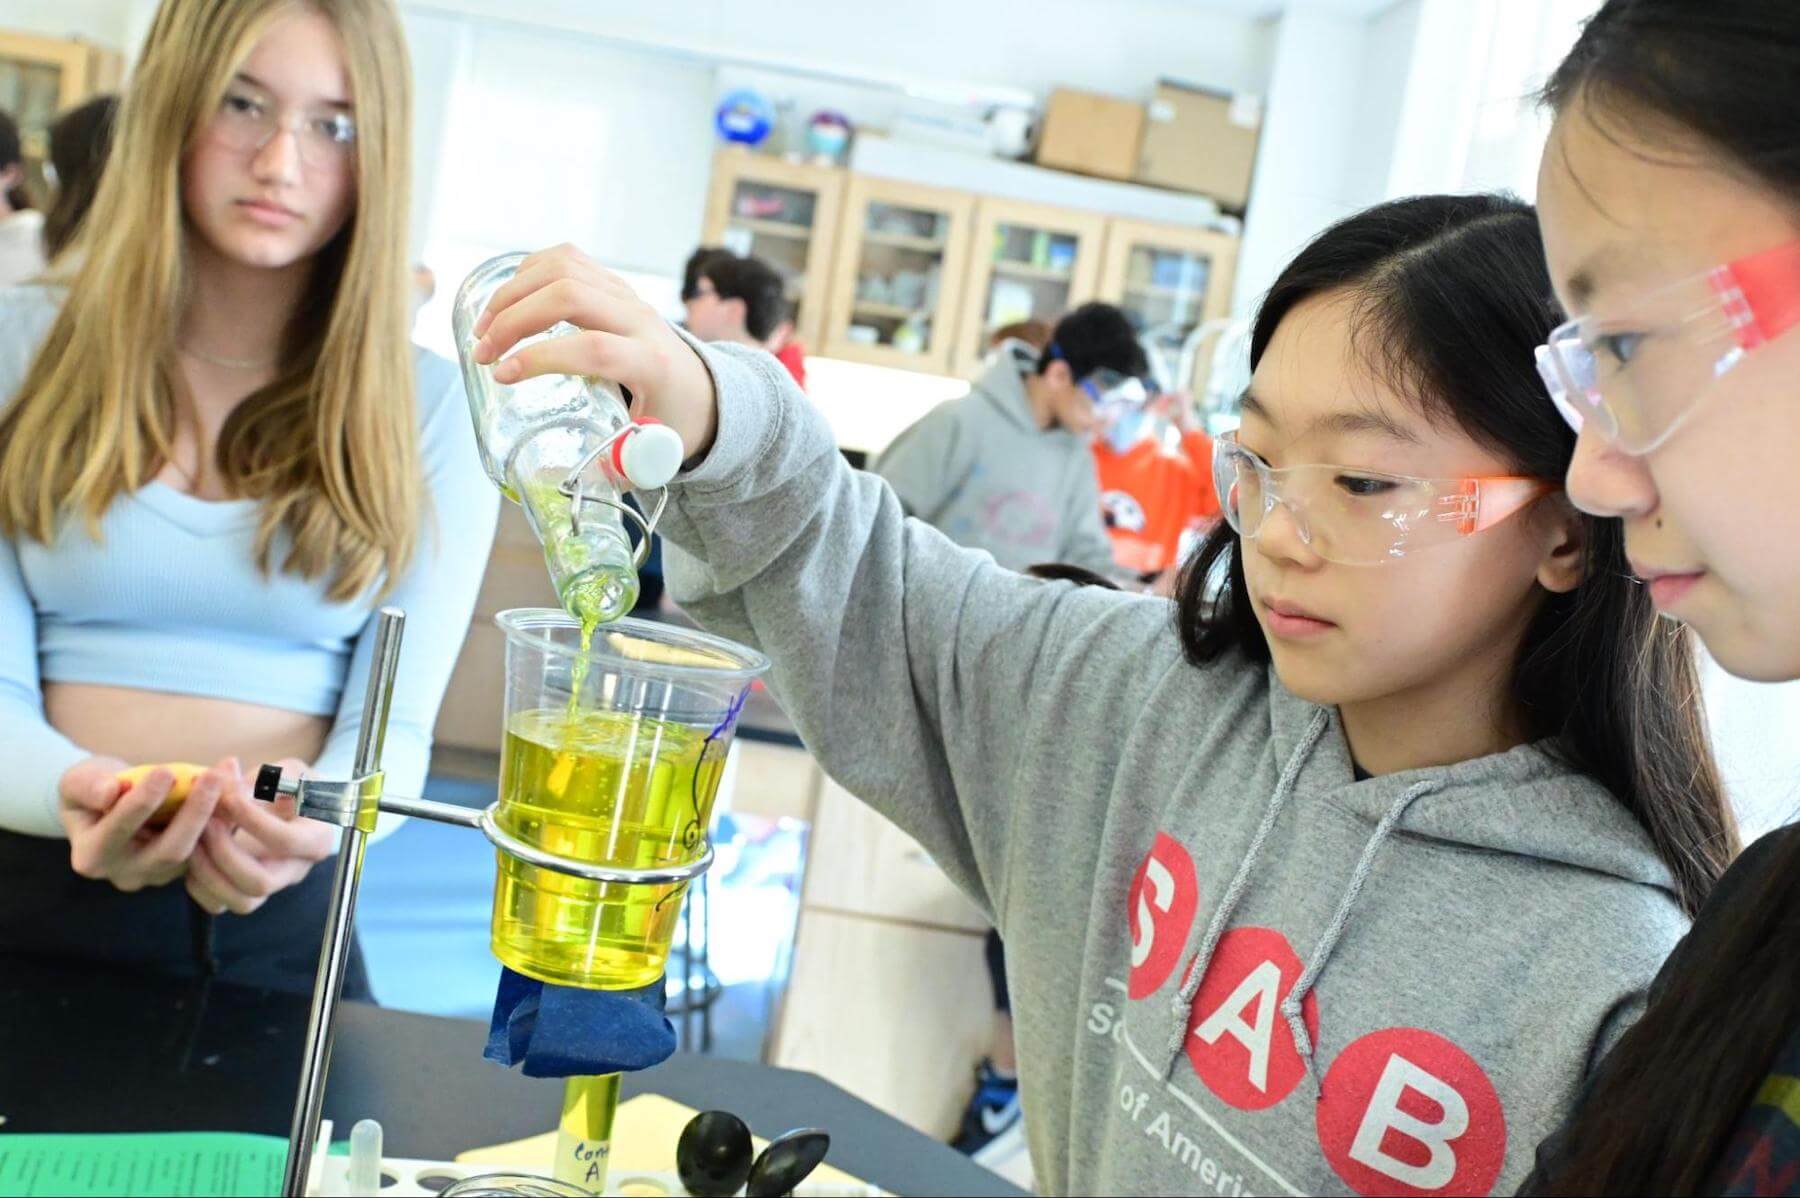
[0,0,495,996]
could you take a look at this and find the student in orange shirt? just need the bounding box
[1091,388,1221,585]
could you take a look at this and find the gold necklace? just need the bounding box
[179,343,278,371]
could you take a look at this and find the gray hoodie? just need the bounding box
[871,349,1117,578]
[663,340,1689,1197]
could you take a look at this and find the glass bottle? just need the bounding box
[453,253,683,627]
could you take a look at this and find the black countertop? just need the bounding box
[0,953,1022,1197]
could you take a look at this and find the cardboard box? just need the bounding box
[1135,80,1262,209]
[1033,88,1145,182]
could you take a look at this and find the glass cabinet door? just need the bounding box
[954,200,1105,376]
[719,179,819,343]
[847,202,950,355]
[1099,220,1239,396]
[824,178,973,375]
[702,152,844,352]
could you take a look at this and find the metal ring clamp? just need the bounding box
[476,802,713,886]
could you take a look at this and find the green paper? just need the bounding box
[0,1132,288,1197]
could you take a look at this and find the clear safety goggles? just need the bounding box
[1081,367,1158,411]
[1212,430,1557,566]
[1535,238,1800,455]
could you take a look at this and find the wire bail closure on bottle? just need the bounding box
[559,422,674,570]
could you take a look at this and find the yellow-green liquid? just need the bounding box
[509,477,639,629]
[491,705,725,989]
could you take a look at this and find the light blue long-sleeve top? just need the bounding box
[0,284,499,837]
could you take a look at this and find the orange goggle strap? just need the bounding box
[1437,477,1560,536]
[1711,238,1800,352]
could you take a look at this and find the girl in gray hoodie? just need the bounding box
[470,196,1734,1196]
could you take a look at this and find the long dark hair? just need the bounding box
[1525,4,1800,1193]
[44,95,117,260]
[1175,194,1734,923]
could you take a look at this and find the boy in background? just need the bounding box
[871,303,1138,579]
[681,248,805,387]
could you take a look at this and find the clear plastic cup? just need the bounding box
[489,609,769,990]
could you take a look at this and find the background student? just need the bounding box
[681,247,804,387]
[870,302,1130,578]
[0,0,496,997]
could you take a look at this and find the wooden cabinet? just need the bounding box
[0,31,123,202]
[1096,217,1240,395]
[798,777,988,934]
[952,197,1106,377]
[701,149,845,351]
[769,778,992,1139]
[822,176,974,376]
[701,153,1241,390]
[772,909,992,1140]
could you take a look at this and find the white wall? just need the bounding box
[2,0,157,61]
[1,0,132,48]
[1228,5,1373,315]
[405,15,716,357]
[404,0,1277,101]
[1340,0,1420,208]
[398,6,464,259]
[1227,0,1585,315]
[1704,658,1800,843]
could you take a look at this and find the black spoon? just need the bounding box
[676,1109,754,1197]
[745,1128,830,1198]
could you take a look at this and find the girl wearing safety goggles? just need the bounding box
[1523,2,1800,1195]
[468,194,1727,1194]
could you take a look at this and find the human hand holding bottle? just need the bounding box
[469,244,720,465]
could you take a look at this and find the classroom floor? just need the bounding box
[355,765,808,1061]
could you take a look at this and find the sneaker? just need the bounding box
[951,1058,1021,1156]
[971,1116,1033,1190]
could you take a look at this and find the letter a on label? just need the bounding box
[1182,926,1318,1110]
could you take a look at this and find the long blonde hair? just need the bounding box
[0,0,419,602]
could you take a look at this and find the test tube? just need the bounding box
[349,1118,383,1197]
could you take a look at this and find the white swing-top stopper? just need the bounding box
[613,420,684,490]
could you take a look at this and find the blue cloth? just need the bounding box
[0,284,499,837]
[483,967,676,1078]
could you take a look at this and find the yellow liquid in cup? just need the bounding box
[491,706,725,989]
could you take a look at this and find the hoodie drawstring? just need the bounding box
[1281,779,1440,1095]
[1162,709,1328,1068]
